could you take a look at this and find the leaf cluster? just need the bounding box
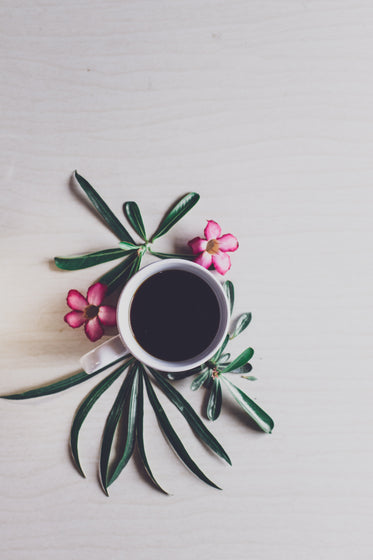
[54,171,199,294]
[2,358,230,494]
[168,281,274,433]
[1,177,275,494]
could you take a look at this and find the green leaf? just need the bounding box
[1,371,89,400]
[99,367,136,495]
[54,248,132,271]
[230,312,252,339]
[70,360,132,478]
[96,252,138,294]
[149,368,231,465]
[123,201,147,241]
[108,367,139,487]
[211,334,230,364]
[217,353,230,365]
[221,376,274,433]
[74,171,136,244]
[228,363,253,374]
[0,357,126,400]
[165,366,203,381]
[143,371,221,489]
[135,367,168,494]
[207,378,222,421]
[150,192,200,242]
[220,347,254,373]
[223,281,234,315]
[129,253,142,277]
[118,241,139,251]
[190,369,210,391]
[242,375,257,381]
[148,250,195,261]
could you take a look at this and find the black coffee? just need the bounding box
[130,269,220,362]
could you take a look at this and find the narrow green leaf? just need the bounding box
[165,366,203,381]
[143,372,220,489]
[0,357,126,400]
[211,334,230,363]
[1,371,89,400]
[149,368,231,465]
[74,171,136,243]
[148,250,195,261]
[207,378,222,421]
[190,369,210,391]
[54,248,132,271]
[96,252,138,294]
[108,368,139,487]
[99,367,136,495]
[150,192,200,241]
[135,368,168,494]
[218,353,231,365]
[129,253,142,277]
[228,363,253,374]
[118,241,139,251]
[230,312,252,339]
[109,253,142,294]
[221,347,254,373]
[124,201,147,241]
[70,360,132,478]
[242,375,257,381]
[221,376,274,433]
[223,281,234,315]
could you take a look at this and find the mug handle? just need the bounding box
[80,335,130,375]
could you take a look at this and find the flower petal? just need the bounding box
[67,289,87,311]
[98,305,117,326]
[84,316,104,342]
[204,220,221,240]
[87,283,107,306]
[194,251,213,269]
[64,310,86,328]
[212,251,231,275]
[188,236,208,255]
[217,233,239,253]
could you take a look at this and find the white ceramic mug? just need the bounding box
[80,259,230,374]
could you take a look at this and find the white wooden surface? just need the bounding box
[1,1,372,559]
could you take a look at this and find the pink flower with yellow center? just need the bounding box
[64,283,116,342]
[188,220,239,275]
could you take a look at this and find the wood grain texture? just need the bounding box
[0,1,372,559]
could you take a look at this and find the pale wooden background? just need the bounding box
[0,1,372,559]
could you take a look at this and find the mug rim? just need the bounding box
[116,258,229,372]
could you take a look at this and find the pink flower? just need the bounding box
[188,220,239,275]
[64,283,116,342]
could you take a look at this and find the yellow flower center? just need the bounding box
[206,239,219,255]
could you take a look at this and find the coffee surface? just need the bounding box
[130,269,220,361]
